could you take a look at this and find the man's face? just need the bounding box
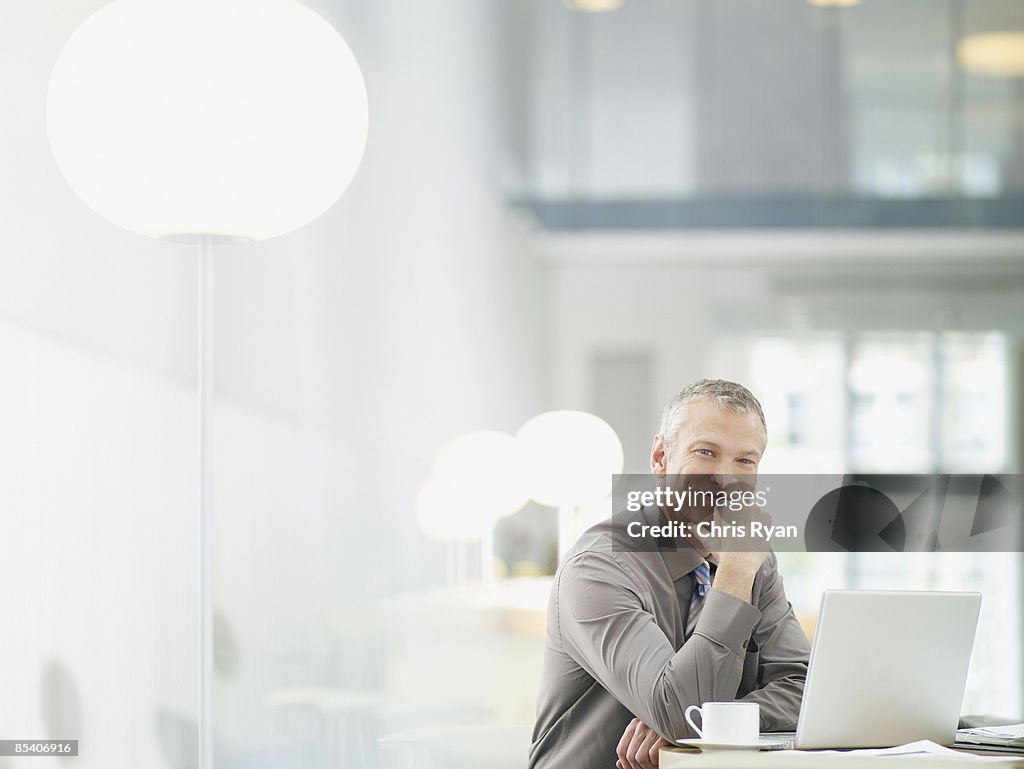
[650,398,767,523]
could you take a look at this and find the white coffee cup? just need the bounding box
[684,701,760,744]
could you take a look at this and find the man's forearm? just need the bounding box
[740,674,806,731]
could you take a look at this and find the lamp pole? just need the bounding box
[181,233,246,769]
[167,233,222,769]
[558,503,576,559]
[163,232,223,769]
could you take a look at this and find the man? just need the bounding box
[529,379,810,769]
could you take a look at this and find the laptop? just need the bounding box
[765,590,982,750]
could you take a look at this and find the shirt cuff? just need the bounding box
[693,587,761,656]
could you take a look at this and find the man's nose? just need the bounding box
[709,468,741,489]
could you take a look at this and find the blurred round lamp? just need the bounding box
[516,410,623,508]
[563,0,624,12]
[432,431,530,517]
[416,431,531,543]
[957,32,1024,78]
[416,474,499,542]
[46,0,369,241]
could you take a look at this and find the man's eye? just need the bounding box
[696,449,714,457]
[738,458,755,465]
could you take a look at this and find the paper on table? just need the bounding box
[775,740,1018,762]
[959,725,1024,745]
[962,726,1024,738]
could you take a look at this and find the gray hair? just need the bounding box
[659,379,767,454]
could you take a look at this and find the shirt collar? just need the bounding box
[641,504,709,581]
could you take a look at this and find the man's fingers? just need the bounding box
[616,718,638,765]
[636,730,661,769]
[625,726,650,769]
[650,737,669,767]
[618,719,670,769]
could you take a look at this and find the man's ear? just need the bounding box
[650,434,667,477]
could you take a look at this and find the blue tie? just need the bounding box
[685,561,711,638]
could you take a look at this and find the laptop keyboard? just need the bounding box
[761,733,796,749]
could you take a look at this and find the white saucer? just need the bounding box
[677,738,789,752]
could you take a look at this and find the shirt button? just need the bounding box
[742,640,748,649]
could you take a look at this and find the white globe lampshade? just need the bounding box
[515,411,624,508]
[415,431,530,542]
[432,431,531,518]
[416,475,498,543]
[47,0,369,241]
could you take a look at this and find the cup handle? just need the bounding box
[684,704,703,738]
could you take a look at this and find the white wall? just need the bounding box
[0,322,196,769]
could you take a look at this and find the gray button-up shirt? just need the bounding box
[529,505,810,769]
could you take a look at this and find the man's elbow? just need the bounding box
[643,676,697,741]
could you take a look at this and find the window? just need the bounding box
[744,331,1019,717]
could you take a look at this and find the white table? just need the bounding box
[659,745,1024,768]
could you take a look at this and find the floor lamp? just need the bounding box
[515,411,624,559]
[416,431,530,583]
[46,2,368,768]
